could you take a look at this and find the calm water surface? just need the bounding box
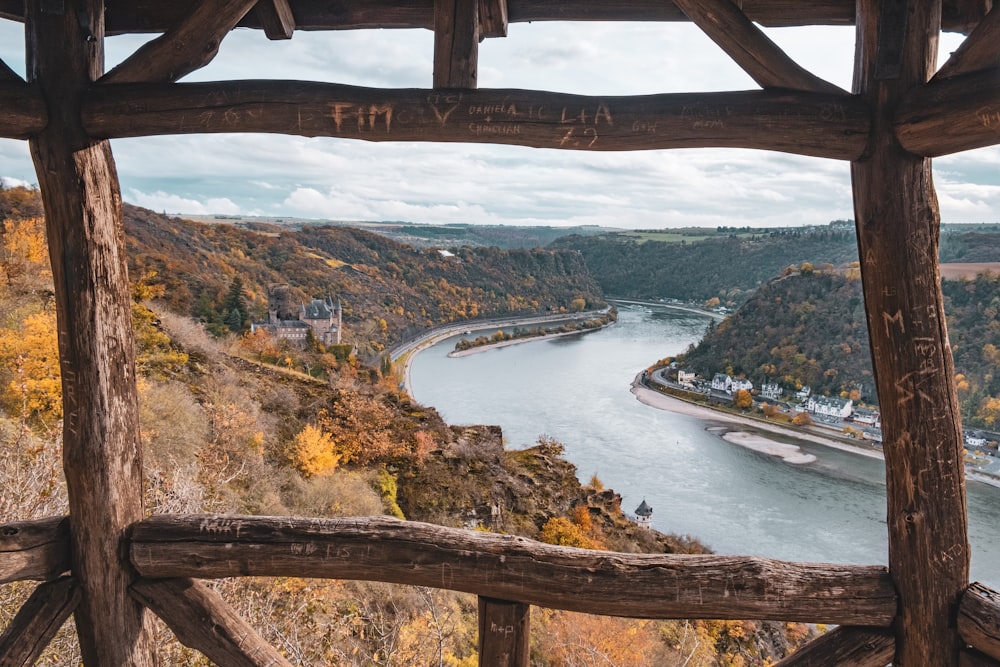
[409,305,1000,587]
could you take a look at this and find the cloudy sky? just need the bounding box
[0,18,996,228]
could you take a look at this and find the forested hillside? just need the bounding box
[0,185,815,665]
[551,227,859,305]
[124,204,605,358]
[675,266,1000,427]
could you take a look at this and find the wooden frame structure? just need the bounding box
[1,0,999,665]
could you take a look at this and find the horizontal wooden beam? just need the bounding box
[131,578,292,667]
[81,80,869,160]
[0,577,80,667]
[959,582,1000,662]
[0,0,986,32]
[101,0,259,84]
[896,67,1000,156]
[773,626,894,666]
[129,515,897,625]
[0,82,48,139]
[0,517,70,585]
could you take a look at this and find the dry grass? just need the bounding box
[939,262,1000,280]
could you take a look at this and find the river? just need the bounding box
[408,304,1000,588]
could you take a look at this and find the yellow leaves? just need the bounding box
[290,423,341,478]
[539,516,604,550]
[0,309,62,424]
[1,217,51,292]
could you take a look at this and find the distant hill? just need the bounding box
[674,267,1000,427]
[123,205,605,357]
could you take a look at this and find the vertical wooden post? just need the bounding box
[434,0,479,88]
[25,1,156,664]
[852,1,969,665]
[478,597,529,667]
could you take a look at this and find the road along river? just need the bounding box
[408,303,1000,588]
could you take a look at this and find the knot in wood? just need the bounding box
[1,526,18,536]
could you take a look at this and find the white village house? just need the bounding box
[806,395,854,419]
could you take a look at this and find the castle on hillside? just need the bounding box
[252,296,343,346]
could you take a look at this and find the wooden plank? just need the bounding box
[25,1,157,664]
[101,0,258,84]
[897,68,1000,156]
[478,0,507,38]
[959,582,1000,662]
[962,649,1000,667]
[852,1,969,666]
[478,597,529,667]
[129,515,897,625]
[0,83,47,139]
[0,0,989,32]
[671,0,844,94]
[773,626,894,667]
[254,0,295,40]
[935,4,1000,79]
[434,0,478,88]
[0,516,69,585]
[0,577,81,667]
[130,578,292,667]
[82,82,870,160]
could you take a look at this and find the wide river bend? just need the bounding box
[409,304,1000,587]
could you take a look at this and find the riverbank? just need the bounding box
[449,317,616,358]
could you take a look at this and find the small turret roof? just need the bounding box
[635,499,652,517]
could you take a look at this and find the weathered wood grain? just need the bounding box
[129,514,897,625]
[478,0,507,38]
[478,597,529,667]
[773,626,894,666]
[130,578,292,667]
[0,577,80,667]
[853,1,969,666]
[671,0,844,94]
[81,81,869,159]
[26,0,157,664]
[254,0,295,40]
[434,0,478,88]
[0,83,47,139]
[959,582,1000,662]
[101,0,258,84]
[896,68,1000,157]
[935,4,1000,79]
[961,648,1000,667]
[0,516,69,585]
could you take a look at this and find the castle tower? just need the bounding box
[634,499,653,530]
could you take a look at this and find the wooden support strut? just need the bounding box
[130,578,293,667]
[934,2,1000,79]
[959,582,1000,662]
[852,0,970,665]
[0,577,81,667]
[80,82,870,160]
[773,626,895,667]
[671,0,845,94]
[254,0,295,40]
[25,0,157,664]
[478,597,529,667]
[100,0,259,84]
[128,514,898,625]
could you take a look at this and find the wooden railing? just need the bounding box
[2,513,999,666]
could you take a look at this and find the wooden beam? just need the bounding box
[0,517,69,585]
[254,0,295,40]
[773,626,894,667]
[962,649,1000,667]
[959,583,1000,662]
[0,57,21,82]
[852,1,969,666]
[81,81,870,160]
[935,4,1000,79]
[130,578,292,667]
[478,0,507,38]
[434,0,478,88]
[129,515,898,625]
[101,0,259,84]
[671,0,845,94]
[478,597,529,667]
[0,0,990,32]
[897,68,1000,156]
[25,0,157,664]
[0,577,81,667]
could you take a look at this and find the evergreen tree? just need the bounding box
[222,276,249,332]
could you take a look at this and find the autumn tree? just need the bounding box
[290,423,341,477]
[0,216,50,292]
[0,310,61,424]
[792,412,813,426]
[734,389,753,410]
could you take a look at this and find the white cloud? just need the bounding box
[125,189,240,215]
[1,175,32,189]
